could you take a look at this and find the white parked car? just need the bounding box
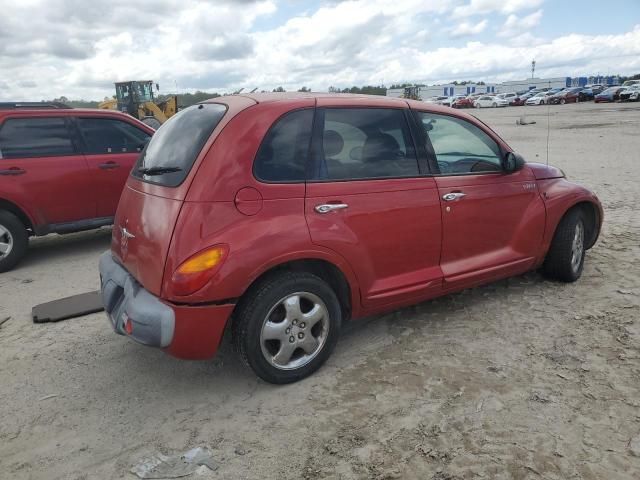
[496,92,517,104]
[424,96,449,104]
[473,95,508,108]
[525,92,553,105]
[619,85,640,101]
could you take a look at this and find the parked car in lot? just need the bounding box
[496,92,518,104]
[550,87,583,104]
[525,91,554,105]
[451,96,475,108]
[619,85,640,102]
[99,93,603,383]
[594,86,625,103]
[0,103,154,271]
[474,95,508,108]
[585,84,605,95]
[510,91,536,106]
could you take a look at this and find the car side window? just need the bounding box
[254,109,313,182]
[312,108,418,181]
[0,117,76,159]
[415,112,502,175]
[78,118,151,155]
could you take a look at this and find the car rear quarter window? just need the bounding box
[78,118,151,155]
[311,108,418,181]
[0,117,76,159]
[132,103,227,187]
[253,109,314,183]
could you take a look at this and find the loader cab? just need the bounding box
[115,81,155,116]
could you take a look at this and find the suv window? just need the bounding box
[0,117,75,159]
[253,109,313,182]
[415,112,502,174]
[133,103,227,187]
[78,118,150,154]
[312,108,418,181]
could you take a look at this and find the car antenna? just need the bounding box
[546,80,551,166]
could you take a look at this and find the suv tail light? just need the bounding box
[171,245,229,296]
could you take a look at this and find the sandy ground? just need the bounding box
[1,102,639,480]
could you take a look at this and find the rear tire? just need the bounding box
[141,117,162,129]
[232,271,342,384]
[0,210,29,273]
[492,102,497,108]
[542,208,586,282]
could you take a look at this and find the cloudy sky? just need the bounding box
[1,0,639,101]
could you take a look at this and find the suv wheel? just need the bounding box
[542,208,586,282]
[233,271,342,384]
[0,211,29,272]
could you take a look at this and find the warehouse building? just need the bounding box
[387,75,622,98]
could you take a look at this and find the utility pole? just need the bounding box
[531,59,536,79]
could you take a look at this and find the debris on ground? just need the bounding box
[131,447,217,479]
[516,116,536,125]
[32,291,103,323]
[38,394,58,401]
[0,316,11,328]
[628,435,640,457]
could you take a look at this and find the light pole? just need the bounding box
[531,59,536,79]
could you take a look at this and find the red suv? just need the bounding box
[0,103,154,271]
[99,93,602,384]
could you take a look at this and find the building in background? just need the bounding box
[387,75,622,98]
[387,83,498,99]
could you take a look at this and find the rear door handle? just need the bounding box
[99,161,120,170]
[442,192,466,201]
[0,167,26,176]
[315,203,349,214]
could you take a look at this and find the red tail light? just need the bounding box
[171,245,229,296]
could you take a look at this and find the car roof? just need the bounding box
[203,92,460,115]
[0,107,132,117]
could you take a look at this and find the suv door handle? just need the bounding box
[0,167,26,176]
[315,203,349,214]
[442,192,466,201]
[99,161,120,170]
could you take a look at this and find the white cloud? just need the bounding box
[450,20,488,38]
[453,0,544,17]
[0,1,639,101]
[499,9,543,37]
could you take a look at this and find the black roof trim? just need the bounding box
[0,102,72,110]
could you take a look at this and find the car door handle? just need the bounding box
[0,167,26,176]
[442,192,466,201]
[99,161,120,170]
[315,203,349,214]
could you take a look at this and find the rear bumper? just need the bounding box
[99,252,234,360]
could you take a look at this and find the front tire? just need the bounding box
[542,208,586,282]
[560,98,566,105]
[0,210,29,273]
[232,271,342,384]
[492,102,497,108]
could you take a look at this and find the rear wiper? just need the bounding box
[137,166,182,176]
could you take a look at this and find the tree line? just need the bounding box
[45,73,640,107]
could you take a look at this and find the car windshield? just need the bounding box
[133,103,227,187]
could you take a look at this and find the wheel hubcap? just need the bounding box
[0,224,13,259]
[571,221,584,272]
[260,292,330,370]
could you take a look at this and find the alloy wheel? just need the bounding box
[0,224,14,260]
[570,220,584,273]
[260,292,330,370]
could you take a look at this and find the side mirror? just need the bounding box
[503,152,525,173]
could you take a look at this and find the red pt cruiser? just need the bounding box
[99,93,603,383]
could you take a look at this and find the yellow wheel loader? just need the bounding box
[99,80,177,129]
